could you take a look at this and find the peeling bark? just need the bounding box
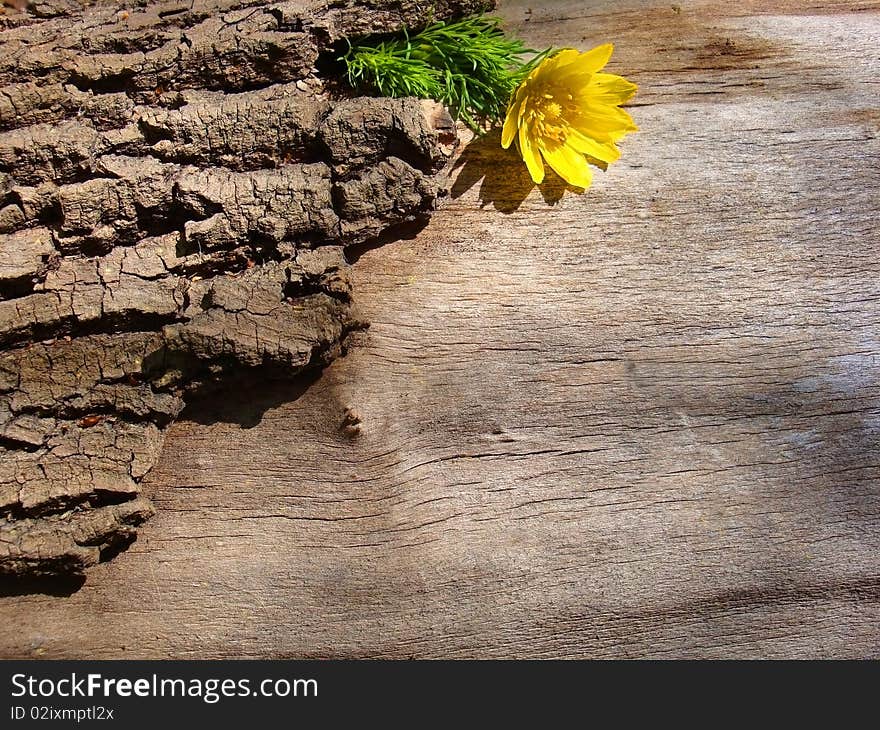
[0,0,491,577]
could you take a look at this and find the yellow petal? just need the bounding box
[571,95,636,120]
[558,43,614,77]
[570,104,638,138]
[608,126,637,143]
[547,46,619,99]
[587,73,638,105]
[541,48,582,75]
[519,122,544,184]
[540,141,593,189]
[529,49,580,86]
[560,71,597,96]
[502,100,521,149]
[566,127,620,164]
[502,81,530,149]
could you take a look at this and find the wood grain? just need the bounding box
[2,0,879,658]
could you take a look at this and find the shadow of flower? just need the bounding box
[449,129,583,213]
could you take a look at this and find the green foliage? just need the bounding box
[342,16,546,131]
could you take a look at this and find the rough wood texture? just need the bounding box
[2,0,880,658]
[0,0,488,576]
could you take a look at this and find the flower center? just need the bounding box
[543,100,563,121]
[529,88,570,144]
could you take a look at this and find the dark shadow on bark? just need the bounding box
[345,214,431,264]
[180,367,324,428]
[98,532,138,564]
[0,574,86,597]
[450,129,579,213]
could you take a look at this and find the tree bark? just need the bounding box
[0,0,492,577]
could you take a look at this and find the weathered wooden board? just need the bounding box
[2,0,879,658]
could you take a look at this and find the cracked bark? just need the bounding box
[0,0,492,577]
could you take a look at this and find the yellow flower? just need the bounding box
[502,44,638,190]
